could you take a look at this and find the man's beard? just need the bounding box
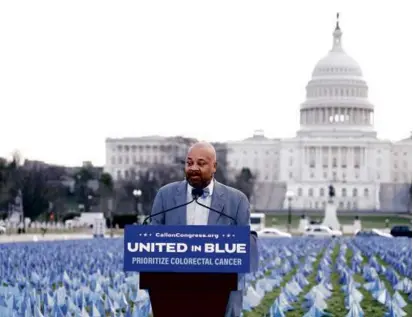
[186,173,209,189]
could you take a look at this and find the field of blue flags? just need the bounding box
[0,236,411,317]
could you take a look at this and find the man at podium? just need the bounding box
[150,142,258,317]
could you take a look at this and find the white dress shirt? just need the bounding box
[186,180,214,225]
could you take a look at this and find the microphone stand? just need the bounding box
[194,199,238,225]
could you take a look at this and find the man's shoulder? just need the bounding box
[158,180,185,194]
[216,181,248,201]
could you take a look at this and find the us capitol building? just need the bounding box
[105,18,411,212]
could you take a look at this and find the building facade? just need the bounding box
[105,136,194,181]
[225,18,411,211]
[104,17,411,211]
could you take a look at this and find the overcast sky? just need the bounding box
[0,0,411,166]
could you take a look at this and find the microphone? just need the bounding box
[142,198,195,225]
[191,188,238,225]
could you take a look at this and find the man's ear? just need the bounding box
[213,161,217,173]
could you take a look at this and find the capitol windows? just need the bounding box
[124,145,130,152]
[354,147,361,168]
[117,145,122,152]
[111,156,116,164]
[323,172,328,179]
[341,188,347,197]
[364,188,369,197]
[116,170,122,180]
[352,188,358,197]
[315,202,319,209]
[289,172,293,179]
[320,188,325,196]
[125,156,129,164]
[339,202,344,209]
[118,156,123,164]
[347,202,352,210]
[297,188,303,196]
[322,148,329,167]
[309,147,316,167]
[308,189,314,197]
[289,157,293,166]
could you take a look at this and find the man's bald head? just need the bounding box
[187,142,216,162]
[185,142,217,188]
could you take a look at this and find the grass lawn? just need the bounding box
[374,256,412,315]
[284,250,326,317]
[345,247,388,316]
[324,243,347,317]
[243,239,411,317]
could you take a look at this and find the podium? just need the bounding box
[124,224,253,317]
[140,272,237,317]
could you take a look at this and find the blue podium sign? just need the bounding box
[124,225,250,273]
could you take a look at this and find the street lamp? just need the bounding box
[86,195,93,212]
[286,190,295,233]
[133,189,143,224]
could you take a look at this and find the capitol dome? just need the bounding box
[312,21,363,78]
[298,14,376,138]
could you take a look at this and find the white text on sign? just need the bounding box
[127,242,247,254]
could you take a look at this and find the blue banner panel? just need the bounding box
[124,225,250,273]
